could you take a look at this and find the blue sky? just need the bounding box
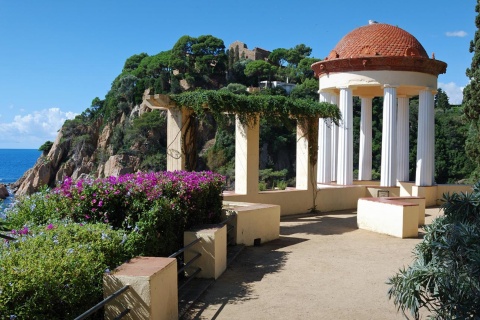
[0,0,476,148]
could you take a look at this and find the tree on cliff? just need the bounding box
[244,60,276,84]
[169,35,227,89]
[463,0,480,178]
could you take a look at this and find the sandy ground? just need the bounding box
[182,207,443,320]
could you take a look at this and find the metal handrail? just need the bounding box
[75,285,130,320]
[177,252,201,275]
[220,214,235,226]
[168,238,201,259]
[178,267,202,291]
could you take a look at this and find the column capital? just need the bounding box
[383,84,399,89]
[319,89,336,94]
[419,87,437,94]
[359,95,375,99]
[397,95,410,99]
[337,85,355,90]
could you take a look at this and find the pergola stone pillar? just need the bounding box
[397,96,410,182]
[141,94,193,172]
[337,87,353,185]
[296,122,314,190]
[416,88,435,186]
[235,115,259,195]
[380,85,398,187]
[317,91,332,184]
[166,107,192,171]
[358,96,373,181]
[330,94,339,182]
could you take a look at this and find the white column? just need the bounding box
[166,107,187,171]
[296,123,312,190]
[358,97,373,181]
[416,89,435,186]
[337,87,353,185]
[317,91,332,184]
[330,94,339,181]
[235,115,259,195]
[380,86,397,187]
[397,96,410,182]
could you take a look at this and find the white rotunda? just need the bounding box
[312,22,447,187]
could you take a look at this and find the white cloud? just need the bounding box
[0,108,77,149]
[446,31,467,37]
[438,82,464,105]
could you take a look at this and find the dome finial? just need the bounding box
[369,20,378,25]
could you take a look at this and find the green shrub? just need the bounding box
[258,181,267,191]
[0,223,129,319]
[276,180,288,190]
[6,189,69,229]
[38,141,53,154]
[388,182,480,318]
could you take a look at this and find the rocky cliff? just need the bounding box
[12,104,152,196]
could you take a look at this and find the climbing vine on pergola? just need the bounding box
[168,90,341,170]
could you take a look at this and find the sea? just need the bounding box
[0,149,42,213]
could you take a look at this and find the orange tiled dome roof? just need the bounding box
[327,23,429,60]
[311,22,447,77]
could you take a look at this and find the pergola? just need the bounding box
[312,22,447,187]
[141,22,466,216]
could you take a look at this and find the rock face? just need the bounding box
[13,106,149,196]
[0,184,9,199]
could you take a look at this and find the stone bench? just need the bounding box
[222,201,280,246]
[357,196,425,238]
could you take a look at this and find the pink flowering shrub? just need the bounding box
[7,171,225,256]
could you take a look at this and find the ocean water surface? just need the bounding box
[0,149,41,184]
[0,149,41,213]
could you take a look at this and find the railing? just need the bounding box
[77,214,237,318]
[74,285,130,320]
[169,238,202,291]
[221,214,236,246]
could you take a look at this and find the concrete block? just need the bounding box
[103,257,178,320]
[184,224,227,279]
[357,198,419,238]
[223,202,280,246]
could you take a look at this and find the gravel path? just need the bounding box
[182,208,443,320]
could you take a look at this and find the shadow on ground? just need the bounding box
[280,211,359,236]
[181,236,307,320]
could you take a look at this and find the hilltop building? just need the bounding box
[228,41,270,61]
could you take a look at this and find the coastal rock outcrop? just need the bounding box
[0,184,9,199]
[13,109,134,195]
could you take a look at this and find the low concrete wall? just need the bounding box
[224,189,313,216]
[398,181,415,197]
[225,183,473,216]
[397,183,472,207]
[104,257,178,320]
[315,185,367,212]
[365,186,400,198]
[436,184,473,204]
[224,185,367,216]
[353,180,380,186]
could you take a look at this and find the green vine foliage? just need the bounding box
[170,90,341,127]
[170,90,341,169]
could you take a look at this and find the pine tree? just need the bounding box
[463,0,480,177]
